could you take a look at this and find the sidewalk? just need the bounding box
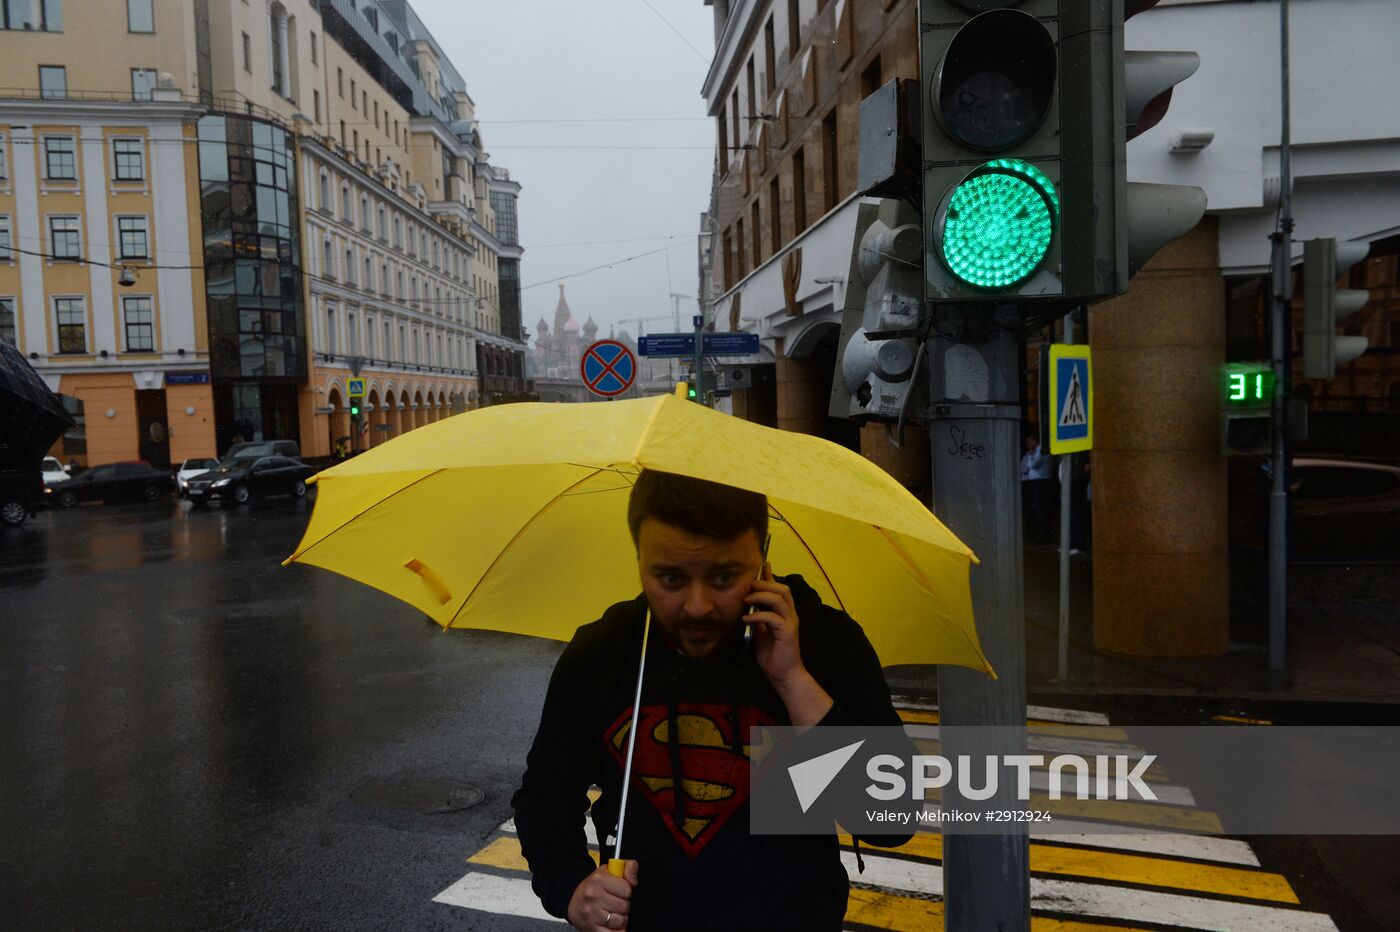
[1020,545,1400,705]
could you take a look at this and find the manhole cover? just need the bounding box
[351,780,484,814]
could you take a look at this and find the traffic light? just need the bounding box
[687,378,698,401]
[1302,238,1370,379]
[829,197,925,421]
[919,0,1206,311]
[349,401,361,418]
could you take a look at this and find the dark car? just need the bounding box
[49,461,173,508]
[186,455,316,506]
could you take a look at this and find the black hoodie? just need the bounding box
[510,574,910,931]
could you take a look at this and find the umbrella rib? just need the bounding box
[447,465,621,626]
[766,503,847,614]
[285,467,448,564]
[876,527,994,675]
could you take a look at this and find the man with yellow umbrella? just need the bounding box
[512,470,914,931]
[285,392,990,929]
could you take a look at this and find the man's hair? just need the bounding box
[627,469,768,546]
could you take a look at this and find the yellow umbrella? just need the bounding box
[285,393,991,673]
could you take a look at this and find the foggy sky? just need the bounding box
[407,0,717,344]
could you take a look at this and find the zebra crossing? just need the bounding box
[433,702,1340,931]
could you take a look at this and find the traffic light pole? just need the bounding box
[1267,0,1293,674]
[929,306,1030,931]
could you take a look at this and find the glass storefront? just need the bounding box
[196,115,306,454]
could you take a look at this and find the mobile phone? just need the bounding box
[744,532,773,646]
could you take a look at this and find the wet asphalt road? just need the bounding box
[0,496,563,930]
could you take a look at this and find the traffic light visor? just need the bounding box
[933,159,1058,289]
[932,10,1057,151]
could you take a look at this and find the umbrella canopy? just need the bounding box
[285,394,990,673]
[0,341,74,463]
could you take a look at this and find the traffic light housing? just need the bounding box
[919,0,1206,313]
[1302,238,1370,379]
[922,3,1064,302]
[829,197,926,421]
[349,401,361,418]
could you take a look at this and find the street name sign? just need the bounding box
[1048,345,1092,454]
[580,339,637,398]
[638,332,761,357]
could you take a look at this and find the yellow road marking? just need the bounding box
[1212,714,1273,725]
[840,835,1297,903]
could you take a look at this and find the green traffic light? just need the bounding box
[351,405,361,417]
[937,159,1057,290]
[687,386,697,400]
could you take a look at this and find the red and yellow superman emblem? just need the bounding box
[604,703,775,857]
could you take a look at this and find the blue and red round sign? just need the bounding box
[580,340,637,398]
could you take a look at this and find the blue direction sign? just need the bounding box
[637,334,695,357]
[637,332,762,357]
[704,332,760,356]
[1048,345,1092,454]
[580,339,637,398]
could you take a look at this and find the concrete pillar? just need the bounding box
[775,338,829,436]
[1089,218,1228,658]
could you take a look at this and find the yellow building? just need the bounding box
[0,0,527,466]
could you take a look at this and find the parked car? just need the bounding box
[223,439,301,462]
[1292,458,1400,554]
[186,455,316,506]
[49,462,174,508]
[175,457,220,496]
[41,456,71,486]
[1,467,45,527]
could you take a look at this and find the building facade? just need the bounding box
[700,0,926,484]
[0,0,528,466]
[701,0,1399,658]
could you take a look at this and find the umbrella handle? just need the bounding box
[607,859,628,878]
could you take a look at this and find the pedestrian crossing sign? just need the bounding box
[1049,345,1091,454]
[347,378,366,399]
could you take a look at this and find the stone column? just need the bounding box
[775,337,829,436]
[275,10,292,98]
[1089,218,1228,657]
[861,424,932,503]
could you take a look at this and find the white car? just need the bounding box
[41,457,70,486]
[175,457,219,496]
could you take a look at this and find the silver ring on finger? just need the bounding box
[604,911,613,928]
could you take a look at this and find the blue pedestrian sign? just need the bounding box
[1048,345,1092,454]
[580,339,637,398]
[347,378,366,399]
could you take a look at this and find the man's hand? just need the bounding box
[566,861,638,930]
[744,563,833,727]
